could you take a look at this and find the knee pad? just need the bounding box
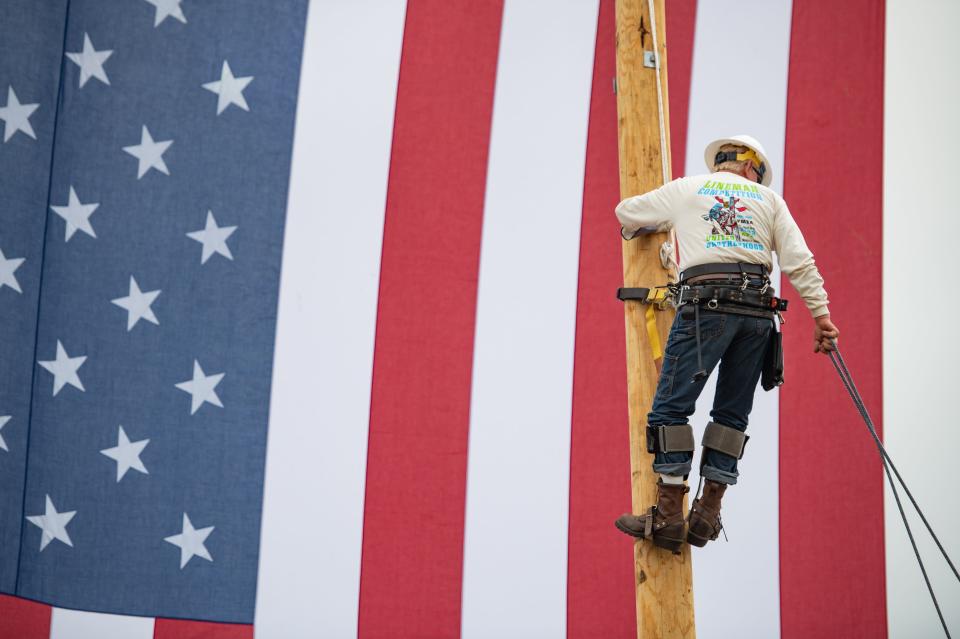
[701,420,749,459]
[646,423,695,454]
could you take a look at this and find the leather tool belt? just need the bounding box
[616,262,786,390]
[679,261,767,281]
[675,281,787,320]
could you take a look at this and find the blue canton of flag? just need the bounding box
[0,0,308,624]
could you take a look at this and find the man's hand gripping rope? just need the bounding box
[813,314,839,354]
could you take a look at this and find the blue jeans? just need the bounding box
[649,306,774,485]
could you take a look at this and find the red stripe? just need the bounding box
[356,1,503,637]
[565,0,696,635]
[0,595,50,639]
[153,619,252,639]
[565,1,633,634]
[664,0,697,178]
[779,2,886,637]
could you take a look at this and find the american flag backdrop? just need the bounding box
[0,0,957,638]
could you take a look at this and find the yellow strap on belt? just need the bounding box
[645,287,670,307]
[645,304,662,361]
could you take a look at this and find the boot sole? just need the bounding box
[686,517,719,547]
[685,532,709,547]
[652,536,684,554]
[614,519,645,538]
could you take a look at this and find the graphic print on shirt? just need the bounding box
[697,179,764,201]
[701,195,764,251]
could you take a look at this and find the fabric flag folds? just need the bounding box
[1,0,307,625]
[1,0,957,638]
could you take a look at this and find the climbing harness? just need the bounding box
[828,340,959,639]
[617,262,788,387]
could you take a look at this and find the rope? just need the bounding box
[830,344,959,582]
[645,0,670,184]
[827,340,957,638]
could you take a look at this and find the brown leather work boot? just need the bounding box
[686,479,727,547]
[614,479,689,554]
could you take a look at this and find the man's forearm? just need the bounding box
[615,194,670,236]
[784,261,829,318]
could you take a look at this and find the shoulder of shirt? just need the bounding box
[663,174,706,192]
[755,182,784,200]
[758,184,787,212]
[640,175,695,195]
[679,173,711,183]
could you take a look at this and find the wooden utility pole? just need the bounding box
[615,0,696,637]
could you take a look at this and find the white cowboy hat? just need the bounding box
[703,134,773,187]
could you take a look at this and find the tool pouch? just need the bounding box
[761,326,784,391]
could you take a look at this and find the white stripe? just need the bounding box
[459,1,598,636]
[883,0,960,636]
[49,608,153,639]
[253,1,406,637]
[684,1,793,637]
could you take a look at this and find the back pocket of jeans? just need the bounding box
[677,309,725,338]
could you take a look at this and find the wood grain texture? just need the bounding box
[614,0,696,637]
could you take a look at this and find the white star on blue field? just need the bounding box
[65,33,113,88]
[202,60,253,115]
[50,186,99,241]
[164,513,215,569]
[122,125,173,178]
[187,211,237,264]
[0,248,25,293]
[100,426,150,482]
[111,276,161,331]
[38,340,87,396]
[175,360,225,414]
[0,86,39,142]
[144,0,187,27]
[26,495,77,552]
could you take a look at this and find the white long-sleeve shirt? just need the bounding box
[615,171,829,318]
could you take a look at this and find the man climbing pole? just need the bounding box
[613,135,840,551]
